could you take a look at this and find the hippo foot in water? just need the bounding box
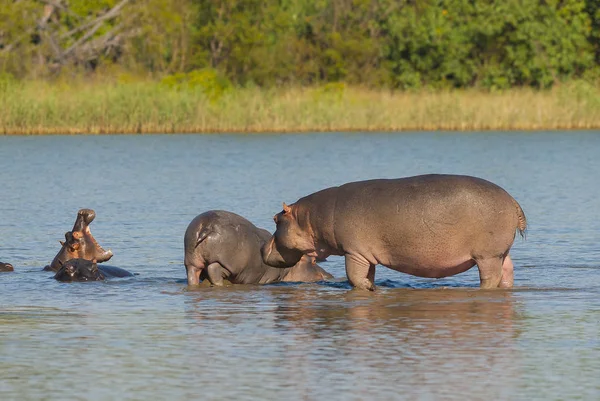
[184,210,333,286]
[45,208,113,272]
[0,262,14,272]
[54,258,133,282]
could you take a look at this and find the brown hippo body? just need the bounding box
[262,174,526,291]
[1,262,14,272]
[44,209,113,272]
[184,210,333,286]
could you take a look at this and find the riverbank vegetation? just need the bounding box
[1,0,600,133]
[2,77,600,134]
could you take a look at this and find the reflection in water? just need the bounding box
[183,287,522,399]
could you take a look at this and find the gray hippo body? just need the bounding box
[184,210,333,286]
[54,258,133,282]
[45,209,114,272]
[262,174,526,290]
[0,262,14,272]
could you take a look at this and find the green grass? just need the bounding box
[2,78,600,134]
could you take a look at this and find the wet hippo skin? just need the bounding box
[0,262,14,272]
[45,209,113,272]
[54,258,133,282]
[262,174,527,291]
[184,210,333,286]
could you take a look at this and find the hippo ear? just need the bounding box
[59,240,65,246]
[283,202,292,215]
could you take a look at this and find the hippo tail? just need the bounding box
[513,198,527,238]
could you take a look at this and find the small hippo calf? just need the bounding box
[184,210,333,286]
[45,209,113,272]
[0,262,14,272]
[54,258,133,282]
[262,174,527,291]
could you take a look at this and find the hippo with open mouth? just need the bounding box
[44,209,113,272]
[262,174,527,291]
[0,262,14,272]
[184,210,333,286]
[53,258,133,282]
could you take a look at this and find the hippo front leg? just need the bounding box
[205,262,228,286]
[345,254,376,291]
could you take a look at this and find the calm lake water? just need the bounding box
[1,132,599,400]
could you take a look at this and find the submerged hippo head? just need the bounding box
[45,209,113,272]
[262,203,315,268]
[54,258,105,282]
[0,262,14,272]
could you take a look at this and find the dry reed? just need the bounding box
[1,79,600,134]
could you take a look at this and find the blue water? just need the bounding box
[1,132,599,400]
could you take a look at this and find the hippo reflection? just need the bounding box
[54,258,133,282]
[184,210,333,286]
[45,209,113,272]
[268,288,520,397]
[0,262,14,272]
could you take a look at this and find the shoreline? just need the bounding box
[2,125,600,135]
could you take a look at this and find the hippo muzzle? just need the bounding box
[261,236,304,269]
[73,209,96,231]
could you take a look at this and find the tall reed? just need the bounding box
[1,79,600,134]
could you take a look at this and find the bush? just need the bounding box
[160,69,232,101]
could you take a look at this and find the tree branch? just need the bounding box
[60,0,131,40]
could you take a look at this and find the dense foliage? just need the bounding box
[1,0,599,89]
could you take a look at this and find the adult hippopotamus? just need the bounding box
[262,174,527,291]
[44,209,113,272]
[184,210,333,286]
[0,262,14,272]
[54,258,133,282]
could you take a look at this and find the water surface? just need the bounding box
[1,132,599,400]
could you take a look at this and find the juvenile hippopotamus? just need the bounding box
[0,262,14,272]
[262,174,527,291]
[44,209,113,272]
[184,210,333,286]
[53,258,133,282]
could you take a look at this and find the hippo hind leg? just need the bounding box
[475,256,504,289]
[499,254,514,288]
[345,254,376,291]
[205,262,228,286]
